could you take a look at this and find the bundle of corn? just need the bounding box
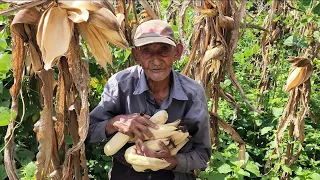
[104,110,190,172]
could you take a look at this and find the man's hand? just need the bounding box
[106,113,158,140]
[134,139,177,170]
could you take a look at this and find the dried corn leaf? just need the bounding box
[78,22,112,69]
[203,45,225,63]
[293,58,311,67]
[285,67,307,92]
[138,0,158,19]
[218,15,235,30]
[4,30,25,180]
[65,30,90,179]
[55,57,69,149]
[59,0,101,11]
[0,0,46,16]
[11,7,40,25]
[88,8,121,31]
[34,69,56,180]
[67,8,89,23]
[28,42,42,71]
[37,6,73,70]
[116,13,125,25]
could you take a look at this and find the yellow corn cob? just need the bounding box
[164,119,181,127]
[104,110,169,156]
[125,146,170,169]
[170,138,189,155]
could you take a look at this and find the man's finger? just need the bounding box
[135,139,144,155]
[132,128,145,141]
[158,141,169,150]
[136,124,154,139]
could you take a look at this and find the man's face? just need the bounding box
[135,43,177,82]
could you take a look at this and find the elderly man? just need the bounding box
[87,19,212,180]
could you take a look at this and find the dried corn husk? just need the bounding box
[285,67,307,92]
[293,58,311,67]
[37,6,73,70]
[67,8,89,23]
[218,15,235,30]
[88,8,121,31]
[116,13,125,25]
[287,57,308,64]
[203,45,225,63]
[88,8,128,49]
[77,22,112,70]
[59,0,101,11]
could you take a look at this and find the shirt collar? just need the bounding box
[133,67,188,101]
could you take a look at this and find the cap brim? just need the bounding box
[134,37,176,47]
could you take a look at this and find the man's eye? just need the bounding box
[159,47,169,53]
[143,49,151,54]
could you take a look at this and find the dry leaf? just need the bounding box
[37,6,73,70]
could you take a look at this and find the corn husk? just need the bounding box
[218,15,235,30]
[77,22,112,70]
[285,67,307,92]
[37,6,73,70]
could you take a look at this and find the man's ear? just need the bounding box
[132,48,140,64]
[174,43,183,60]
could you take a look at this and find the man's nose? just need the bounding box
[151,56,162,65]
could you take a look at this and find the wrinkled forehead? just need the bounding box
[138,43,174,49]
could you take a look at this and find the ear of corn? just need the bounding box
[149,110,168,125]
[104,110,169,156]
[124,146,171,168]
[164,119,181,127]
[169,131,189,147]
[170,137,189,156]
[104,132,130,156]
[145,125,177,140]
[143,139,170,151]
[285,67,307,92]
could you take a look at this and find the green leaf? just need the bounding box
[65,135,73,145]
[283,35,298,46]
[217,164,232,174]
[281,165,292,175]
[0,53,12,74]
[0,80,3,93]
[313,31,320,42]
[245,162,262,177]
[244,49,253,57]
[313,3,320,15]
[0,107,14,126]
[0,164,7,180]
[224,79,232,86]
[310,173,320,180]
[272,107,283,118]
[16,148,35,161]
[24,161,36,178]
[261,126,273,135]
[0,38,6,51]
[237,169,250,177]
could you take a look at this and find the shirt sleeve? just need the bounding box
[173,88,212,173]
[87,77,120,143]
